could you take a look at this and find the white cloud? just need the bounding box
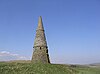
[0,51,28,61]
[1,51,10,54]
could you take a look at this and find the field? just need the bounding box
[73,65,100,74]
[0,62,100,74]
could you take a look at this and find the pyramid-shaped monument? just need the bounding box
[32,16,50,63]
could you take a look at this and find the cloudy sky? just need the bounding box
[0,0,100,64]
[0,51,27,61]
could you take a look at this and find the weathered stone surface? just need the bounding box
[31,16,50,63]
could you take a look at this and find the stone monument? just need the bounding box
[31,16,50,63]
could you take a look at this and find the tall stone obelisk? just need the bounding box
[32,16,50,63]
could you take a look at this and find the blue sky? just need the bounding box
[0,0,100,64]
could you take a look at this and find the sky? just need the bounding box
[0,0,100,64]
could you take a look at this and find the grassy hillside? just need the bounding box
[0,62,78,74]
[0,62,100,74]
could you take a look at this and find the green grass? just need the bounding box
[0,62,100,74]
[0,62,78,74]
[75,67,100,74]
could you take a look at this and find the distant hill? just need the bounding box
[88,63,100,67]
[90,63,100,66]
[7,60,31,63]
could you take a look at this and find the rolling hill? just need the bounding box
[0,61,100,74]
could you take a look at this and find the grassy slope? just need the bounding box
[0,62,100,74]
[0,62,78,74]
